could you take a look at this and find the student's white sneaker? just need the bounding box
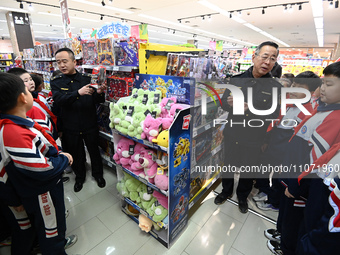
[65,234,77,249]
[252,192,268,202]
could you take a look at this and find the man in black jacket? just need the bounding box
[51,48,106,192]
[214,41,282,213]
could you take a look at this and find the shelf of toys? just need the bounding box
[0,53,15,72]
[280,58,325,76]
[110,72,194,248]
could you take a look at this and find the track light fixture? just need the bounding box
[229,12,232,18]
[178,19,181,23]
[262,7,265,14]
[336,0,339,8]
[101,0,105,6]
[329,1,334,8]
[202,15,205,20]
[173,29,175,34]
[19,0,23,9]
[299,4,302,10]
[100,14,103,20]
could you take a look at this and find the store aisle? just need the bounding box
[0,165,278,255]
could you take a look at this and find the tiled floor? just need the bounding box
[0,165,278,255]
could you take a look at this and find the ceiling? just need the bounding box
[0,0,339,51]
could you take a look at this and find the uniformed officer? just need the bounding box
[214,41,282,213]
[51,48,106,192]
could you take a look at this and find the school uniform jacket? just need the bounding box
[0,114,69,201]
[283,102,340,198]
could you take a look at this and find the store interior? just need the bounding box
[0,1,339,255]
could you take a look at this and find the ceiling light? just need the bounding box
[310,0,323,17]
[208,15,212,21]
[173,30,175,34]
[38,12,100,22]
[19,1,23,9]
[100,14,103,20]
[289,4,294,13]
[238,10,242,16]
[229,12,232,18]
[101,0,105,6]
[329,1,334,8]
[299,4,302,10]
[244,23,262,32]
[314,17,323,29]
[284,5,288,12]
[262,8,265,14]
[335,0,339,8]
[72,0,133,14]
[28,2,33,11]
[178,19,181,23]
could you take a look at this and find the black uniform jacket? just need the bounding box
[50,71,105,134]
[221,66,282,148]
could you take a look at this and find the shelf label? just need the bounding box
[189,201,194,209]
[205,124,210,130]
[138,176,148,184]
[108,162,113,167]
[140,209,148,217]
[193,130,197,137]
[144,140,153,147]
[113,66,119,71]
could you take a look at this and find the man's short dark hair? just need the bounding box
[323,61,340,78]
[0,73,26,113]
[294,71,322,92]
[31,73,43,91]
[7,67,28,76]
[255,41,279,57]
[55,47,75,60]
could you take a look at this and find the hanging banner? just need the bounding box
[96,22,130,39]
[139,23,149,42]
[59,0,72,39]
[209,41,216,51]
[216,40,223,51]
[131,25,140,39]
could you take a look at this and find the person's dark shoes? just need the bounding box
[214,192,232,205]
[62,176,70,183]
[74,181,83,192]
[238,199,248,214]
[95,177,106,188]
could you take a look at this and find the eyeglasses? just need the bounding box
[257,54,277,63]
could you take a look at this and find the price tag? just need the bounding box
[193,130,197,137]
[113,66,119,71]
[108,162,113,168]
[205,124,210,130]
[189,201,194,209]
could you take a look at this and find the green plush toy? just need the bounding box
[116,178,129,198]
[137,184,157,210]
[147,202,168,222]
[109,103,126,128]
[125,175,142,202]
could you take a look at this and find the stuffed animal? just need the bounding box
[138,214,153,232]
[125,175,142,202]
[116,178,129,198]
[159,97,177,118]
[141,115,162,142]
[109,103,125,128]
[154,167,169,191]
[129,143,147,175]
[128,111,145,139]
[136,183,156,210]
[152,130,169,148]
[153,190,168,210]
[147,202,168,222]
[137,148,158,183]
[169,104,185,120]
[113,137,135,169]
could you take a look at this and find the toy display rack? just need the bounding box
[113,106,192,248]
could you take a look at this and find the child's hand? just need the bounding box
[60,152,73,165]
[13,205,25,212]
[284,187,295,198]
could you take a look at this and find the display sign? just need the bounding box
[97,22,130,39]
[216,40,223,52]
[209,41,216,51]
[59,0,72,39]
[11,12,34,51]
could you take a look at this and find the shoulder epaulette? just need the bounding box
[82,73,92,77]
[51,74,62,81]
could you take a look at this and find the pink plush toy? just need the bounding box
[113,137,135,169]
[153,190,168,210]
[154,167,168,191]
[159,97,177,118]
[169,104,185,119]
[129,143,147,175]
[141,115,162,142]
[158,103,185,130]
[137,148,158,183]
